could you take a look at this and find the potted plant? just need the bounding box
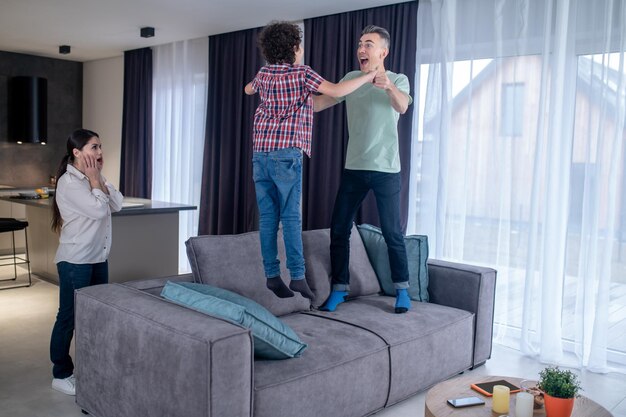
[538,366,581,417]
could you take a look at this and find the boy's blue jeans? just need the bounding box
[252,147,305,280]
[330,169,409,291]
[50,261,108,379]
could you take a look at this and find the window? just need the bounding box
[500,83,524,137]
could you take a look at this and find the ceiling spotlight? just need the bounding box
[140,27,155,38]
[59,45,71,54]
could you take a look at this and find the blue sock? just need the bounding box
[395,289,411,314]
[320,290,348,312]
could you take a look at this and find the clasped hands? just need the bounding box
[372,70,392,91]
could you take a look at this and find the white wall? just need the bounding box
[83,56,123,189]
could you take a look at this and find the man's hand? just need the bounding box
[373,71,392,90]
[373,71,409,114]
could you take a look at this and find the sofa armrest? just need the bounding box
[427,259,497,368]
[121,273,194,295]
[75,283,253,417]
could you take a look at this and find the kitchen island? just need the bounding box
[0,196,196,284]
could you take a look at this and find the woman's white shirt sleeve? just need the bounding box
[106,181,124,213]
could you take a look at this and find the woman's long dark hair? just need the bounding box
[51,129,100,233]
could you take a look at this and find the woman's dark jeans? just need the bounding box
[330,169,409,291]
[50,261,108,379]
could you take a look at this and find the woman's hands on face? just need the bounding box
[81,154,103,189]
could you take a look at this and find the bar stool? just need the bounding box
[0,218,32,290]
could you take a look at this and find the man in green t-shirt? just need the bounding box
[314,25,412,314]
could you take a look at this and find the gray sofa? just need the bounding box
[74,227,496,417]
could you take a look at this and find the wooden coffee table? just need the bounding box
[425,374,613,417]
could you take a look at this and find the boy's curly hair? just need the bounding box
[258,22,301,65]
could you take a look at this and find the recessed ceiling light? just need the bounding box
[140,27,155,38]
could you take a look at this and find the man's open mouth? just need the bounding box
[360,58,369,66]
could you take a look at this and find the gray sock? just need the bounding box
[266,277,294,298]
[289,279,314,300]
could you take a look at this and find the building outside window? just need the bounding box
[500,82,524,137]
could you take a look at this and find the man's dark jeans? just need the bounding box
[330,169,409,291]
[50,261,108,379]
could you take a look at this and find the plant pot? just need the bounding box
[543,393,575,417]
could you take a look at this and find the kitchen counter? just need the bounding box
[0,185,56,194]
[0,196,194,216]
[2,195,196,284]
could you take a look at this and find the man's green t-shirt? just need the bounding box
[336,70,412,173]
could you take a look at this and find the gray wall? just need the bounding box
[0,51,82,187]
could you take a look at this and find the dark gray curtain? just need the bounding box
[197,2,417,235]
[120,48,152,198]
[198,29,264,235]
[303,1,418,231]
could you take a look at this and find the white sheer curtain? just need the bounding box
[409,0,626,373]
[152,37,208,273]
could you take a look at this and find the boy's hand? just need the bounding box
[244,82,256,95]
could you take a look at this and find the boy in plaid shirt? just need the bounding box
[245,21,376,299]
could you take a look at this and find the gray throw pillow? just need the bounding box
[356,224,429,302]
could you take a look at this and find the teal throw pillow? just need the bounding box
[161,281,307,359]
[356,224,429,302]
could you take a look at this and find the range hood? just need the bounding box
[8,76,48,145]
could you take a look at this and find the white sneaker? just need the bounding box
[51,374,76,395]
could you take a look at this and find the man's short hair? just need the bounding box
[361,25,390,48]
[258,21,302,65]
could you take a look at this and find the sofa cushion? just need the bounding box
[305,296,474,404]
[253,313,389,417]
[357,223,430,302]
[302,225,381,308]
[186,231,310,317]
[161,281,307,359]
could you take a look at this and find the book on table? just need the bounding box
[470,379,521,397]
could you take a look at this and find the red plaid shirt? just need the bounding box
[251,64,324,156]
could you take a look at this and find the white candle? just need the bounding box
[515,391,534,417]
[492,385,510,414]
